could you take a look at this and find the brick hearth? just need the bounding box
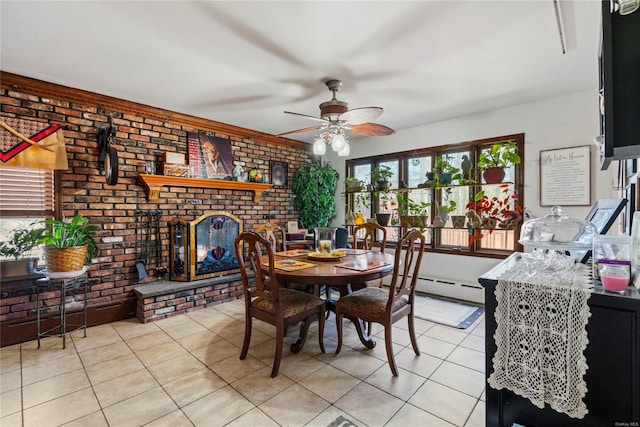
[134,274,244,323]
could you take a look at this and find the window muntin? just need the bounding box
[346,134,524,258]
[0,167,56,261]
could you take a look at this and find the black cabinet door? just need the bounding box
[600,0,640,167]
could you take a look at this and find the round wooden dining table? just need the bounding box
[261,250,395,352]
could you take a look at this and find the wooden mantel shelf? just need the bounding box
[138,174,272,203]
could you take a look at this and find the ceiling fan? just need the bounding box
[277,79,395,156]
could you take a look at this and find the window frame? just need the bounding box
[345,133,524,259]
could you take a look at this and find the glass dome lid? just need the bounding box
[519,206,597,250]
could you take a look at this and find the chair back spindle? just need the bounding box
[388,229,425,310]
[353,223,387,252]
[235,231,280,305]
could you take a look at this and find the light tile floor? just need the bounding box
[0,298,486,427]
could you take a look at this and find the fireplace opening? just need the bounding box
[170,211,243,281]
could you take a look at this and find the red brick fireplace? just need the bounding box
[0,72,310,344]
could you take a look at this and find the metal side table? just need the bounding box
[36,275,88,349]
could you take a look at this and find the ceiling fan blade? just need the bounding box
[349,123,396,136]
[339,107,383,125]
[284,111,329,124]
[276,126,322,137]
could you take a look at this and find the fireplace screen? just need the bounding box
[170,211,243,281]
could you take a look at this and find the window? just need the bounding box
[0,167,57,259]
[345,134,524,258]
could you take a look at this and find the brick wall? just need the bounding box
[0,77,311,324]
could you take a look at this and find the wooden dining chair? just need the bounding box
[325,223,386,321]
[255,222,284,252]
[335,228,425,376]
[353,222,387,252]
[234,231,325,377]
[352,222,388,293]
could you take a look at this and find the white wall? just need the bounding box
[325,89,616,297]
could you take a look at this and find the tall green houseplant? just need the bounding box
[291,159,339,229]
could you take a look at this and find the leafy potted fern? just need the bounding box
[371,165,393,191]
[41,215,99,272]
[291,160,338,228]
[432,155,459,186]
[0,226,45,278]
[477,140,521,184]
[344,176,364,193]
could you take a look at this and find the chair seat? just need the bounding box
[253,288,324,318]
[337,287,408,318]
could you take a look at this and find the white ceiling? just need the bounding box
[0,1,601,143]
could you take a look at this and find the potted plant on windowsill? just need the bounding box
[375,191,395,226]
[0,226,45,278]
[397,193,430,228]
[371,165,393,192]
[477,140,521,184]
[466,185,522,243]
[41,215,99,273]
[432,155,460,186]
[344,176,364,193]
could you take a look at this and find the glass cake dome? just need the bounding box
[519,206,598,251]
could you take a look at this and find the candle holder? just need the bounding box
[314,227,337,255]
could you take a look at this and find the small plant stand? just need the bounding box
[36,275,88,349]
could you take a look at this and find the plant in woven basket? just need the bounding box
[40,215,99,271]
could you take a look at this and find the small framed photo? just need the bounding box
[287,221,299,234]
[270,161,288,187]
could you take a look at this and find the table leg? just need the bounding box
[338,283,376,349]
[290,317,313,353]
[347,314,376,349]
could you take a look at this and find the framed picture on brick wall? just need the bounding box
[270,161,288,187]
[187,131,233,179]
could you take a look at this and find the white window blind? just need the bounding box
[0,166,54,215]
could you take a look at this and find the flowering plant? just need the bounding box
[466,184,522,243]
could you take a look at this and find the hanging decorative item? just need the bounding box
[98,118,118,185]
[0,118,68,170]
[411,152,420,167]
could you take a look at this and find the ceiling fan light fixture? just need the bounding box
[313,137,326,155]
[337,142,350,157]
[331,133,346,151]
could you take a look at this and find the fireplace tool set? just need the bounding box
[135,210,166,279]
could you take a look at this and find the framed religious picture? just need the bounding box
[540,145,591,206]
[270,161,288,187]
[187,131,233,179]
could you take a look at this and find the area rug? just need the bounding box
[327,415,358,427]
[413,293,484,329]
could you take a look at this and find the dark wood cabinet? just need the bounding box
[479,254,640,427]
[599,0,640,169]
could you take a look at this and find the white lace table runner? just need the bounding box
[488,258,593,419]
